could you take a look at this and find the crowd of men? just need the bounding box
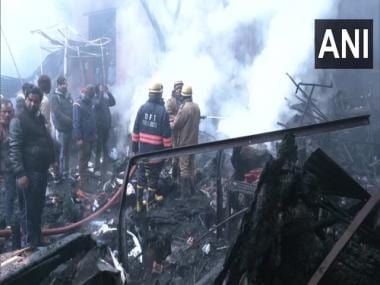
[0,75,116,248]
[0,77,200,249]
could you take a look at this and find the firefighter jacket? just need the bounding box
[173,98,200,147]
[132,96,172,154]
[165,95,181,147]
[166,96,181,121]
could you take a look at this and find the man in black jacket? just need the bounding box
[93,84,116,175]
[50,76,73,179]
[132,82,172,211]
[9,86,55,248]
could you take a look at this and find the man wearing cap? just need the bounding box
[132,82,172,211]
[173,85,200,196]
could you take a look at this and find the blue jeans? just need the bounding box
[18,171,48,247]
[57,131,72,177]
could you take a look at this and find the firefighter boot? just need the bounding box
[154,189,164,203]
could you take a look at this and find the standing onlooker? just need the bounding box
[93,84,116,176]
[0,100,17,228]
[9,86,55,248]
[50,76,73,180]
[73,85,97,189]
[37,75,52,131]
[173,85,200,197]
[15,83,33,116]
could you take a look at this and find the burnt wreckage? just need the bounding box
[1,116,379,284]
[117,114,380,285]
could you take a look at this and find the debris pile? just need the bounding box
[215,134,380,285]
[1,125,380,284]
[120,133,379,284]
[0,233,126,285]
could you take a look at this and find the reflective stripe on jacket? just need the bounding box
[132,97,172,154]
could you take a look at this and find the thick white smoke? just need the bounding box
[0,0,67,78]
[0,0,112,79]
[2,0,340,141]
[116,0,339,139]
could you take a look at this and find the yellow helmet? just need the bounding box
[149,82,163,94]
[173,80,183,88]
[181,85,192,97]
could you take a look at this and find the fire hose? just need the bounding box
[0,165,136,238]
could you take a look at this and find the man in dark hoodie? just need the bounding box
[73,85,97,189]
[93,84,116,176]
[9,85,55,247]
[50,76,73,179]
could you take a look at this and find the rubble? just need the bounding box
[1,116,379,284]
[215,135,380,285]
[118,118,378,284]
[0,233,96,285]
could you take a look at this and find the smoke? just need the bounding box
[0,0,67,78]
[0,0,112,79]
[115,0,339,139]
[9,0,375,143]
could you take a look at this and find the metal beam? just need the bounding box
[129,115,370,164]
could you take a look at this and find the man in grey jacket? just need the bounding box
[50,76,73,179]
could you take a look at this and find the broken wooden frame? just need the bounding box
[0,233,96,285]
[117,114,370,277]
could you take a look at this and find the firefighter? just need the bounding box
[166,80,183,135]
[173,85,200,196]
[166,80,183,182]
[132,82,172,212]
